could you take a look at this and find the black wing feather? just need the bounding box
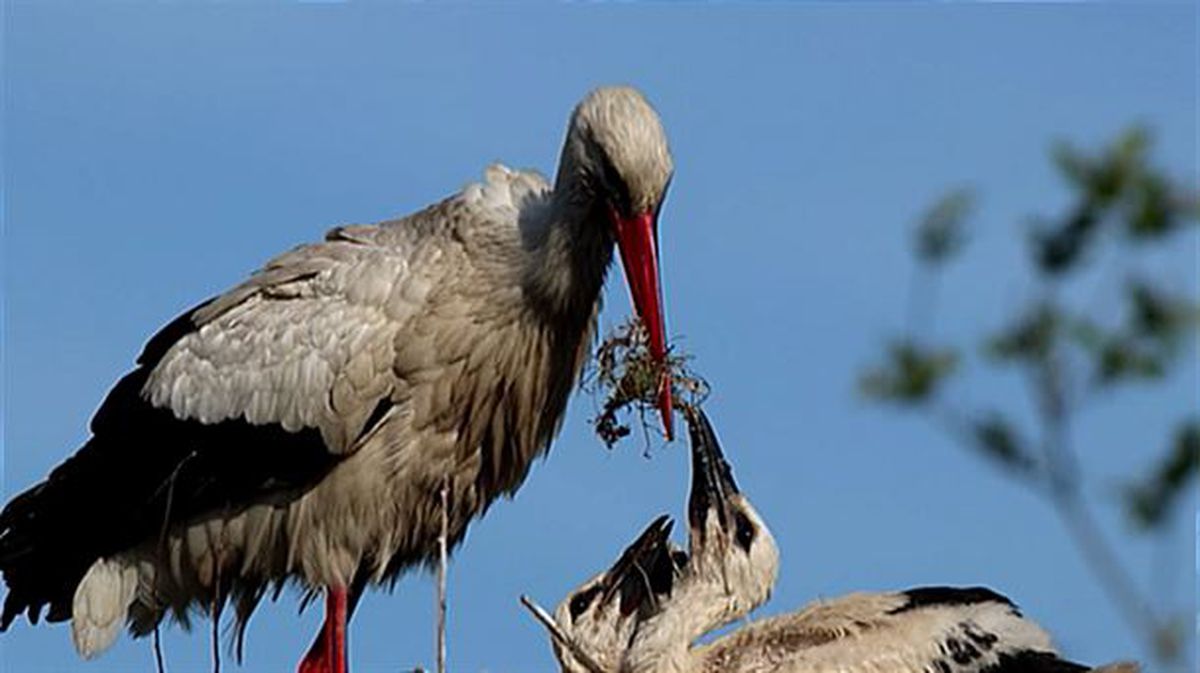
[0,304,340,629]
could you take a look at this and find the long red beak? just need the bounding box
[613,210,673,440]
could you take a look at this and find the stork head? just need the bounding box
[561,86,675,439]
[683,406,779,623]
[541,515,683,673]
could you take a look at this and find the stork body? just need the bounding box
[685,588,1094,673]
[539,408,1137,673]
[643,586,1139,673]
[0,86,676,672]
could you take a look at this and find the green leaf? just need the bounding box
[971,413,1036,474]
[1029,205,1099,275]
[1125,172,1176,240]
[860,341,959,404]
[1124,420,1200,530]
[914,189,974,265]
[1095,338,1165,385]
[986,303,1060,364]
[1127,280,1198,346]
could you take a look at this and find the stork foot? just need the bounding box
[297,587,348,673]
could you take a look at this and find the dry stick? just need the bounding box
[1033,361,1168,661]
[211,574,222,673]
[436,477,450,673]
[153,625,166,673]
[518,595,607,673]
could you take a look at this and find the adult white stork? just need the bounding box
[0,85,676,673]
[538,408,1139,673]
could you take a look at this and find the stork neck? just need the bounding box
[522,184,613,320]
[622,579,730,673]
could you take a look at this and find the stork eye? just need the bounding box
[734,511,756,553]
[569,586,601,622]
[586,135,633,217]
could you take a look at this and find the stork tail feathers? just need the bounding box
[1090,663,1140,673]
[71,557,139,658]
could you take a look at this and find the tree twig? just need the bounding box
[519,595,608,673]
[436,477,450,673]
[211,571,222,673]
[153,624,166,673]
[1029,349,1172,662]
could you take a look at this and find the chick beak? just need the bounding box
[685,406,740,542]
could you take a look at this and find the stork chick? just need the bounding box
[523,515,684,673]
[550,407,1139,673]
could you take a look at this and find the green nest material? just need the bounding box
[586,319,709,450]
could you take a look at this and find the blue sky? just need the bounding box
[3,4,1196,673]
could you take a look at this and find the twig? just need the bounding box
[934,306,1173,663]
[211,571,222,673]
[153,624,166,673]
[1054,493,1166,654]
[518,595,608,673]
[436,477,450,673]
[931,337,1173,661]
[586,318,708,451]
[1030,352,1171,661]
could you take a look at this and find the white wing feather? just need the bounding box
[140,163,545,455]
[143,227,433,453]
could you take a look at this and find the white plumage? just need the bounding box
[690,591,1056,673]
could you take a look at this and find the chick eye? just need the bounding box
[569,586,601,622]
[734,511,756,553]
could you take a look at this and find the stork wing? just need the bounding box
[133,164,548,453]
[133,224,431,454]
[0,221,447,627]
[0,168,541,628]
[700,589,1065,673]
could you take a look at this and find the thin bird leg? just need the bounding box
[298,587,351,673]
[330,588,348,673]
[298,570,370,673]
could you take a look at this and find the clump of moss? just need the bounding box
[585,319,709,451]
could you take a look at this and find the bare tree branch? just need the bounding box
[436,477,450,673]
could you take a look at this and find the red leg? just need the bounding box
[297,587,349,673]
[330,588,347,673]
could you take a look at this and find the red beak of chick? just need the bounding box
[613,209,673,441]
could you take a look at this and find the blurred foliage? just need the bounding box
[987,302,1061,365]
[1125,421,1200,530]
[969,412,1037,476]
[914,189,974,265]
[862,127,1199,523]
[859,341,958,404]
[858,127,1198,665]
[1032,128,1198,275]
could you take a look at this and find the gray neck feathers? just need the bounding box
[623,579,732,673]
[522,157,613,320]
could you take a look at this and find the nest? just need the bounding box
[585,319,709,451]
